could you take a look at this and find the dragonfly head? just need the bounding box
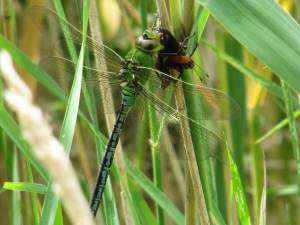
[136,29,164,53]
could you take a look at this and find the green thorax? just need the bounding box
[120,29,164,106]
[125,48,155,83]
[120,48,155,106]
[125,48,155,68]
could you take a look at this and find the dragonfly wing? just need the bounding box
[136,81,228,166]
[39,56,123,115]
[135,66,240,121]
[39,56,123,86]
[136,81,221,137]
[28,6,123,73]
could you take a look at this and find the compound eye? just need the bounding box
[141,41,155,50]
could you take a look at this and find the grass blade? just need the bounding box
[202,40,286,101]
[27,163,41,225]
[11,150,22,225]
[0,107,48,179]
[227,145,252,225]
[3,182,47,194]
[259,152,267,225]
[125,159,184,225]
[199,0,300,93]
[39,1,90,224]
[0,34,64,100]
[281,79,300,196]
[256,110,300,144]
[224,36,246,179]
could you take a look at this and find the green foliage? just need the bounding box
[200,0,300,92]
[227,146,252,225]
[3,182,47,194]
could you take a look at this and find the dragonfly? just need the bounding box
[34,7,238,217]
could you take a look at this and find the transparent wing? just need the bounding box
[39,56,123,86]
[135,66,240,121]
[135,80,228,166]
[29,5,123,73]
[136,81,221,135]
[132,66,240,166]
[39,55,123,116]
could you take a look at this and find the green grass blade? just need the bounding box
[0,34,64,100]
[196,7,210,41]
[227,145,252,225]
[40,191,60,225]
[259,152,267,225]
[128,180,158,225]
[53,1,78,62]
[199,0,300,93]
[184,6,224,224]
[3,182,47,194]
[6,0,17,40]
[224,36,246,179]
[202,40,286,101]
[140,0,148,30]
[0,107,48,179]
[11,150,22,225]
[125,159,184,225]
[57,0,90,152]
[187,7,210,56]
[249,111,264,224]
[281,79,300,196]
[27,163,40,225]
[256,110,300,144]
[54,204,64,225]
[146,3,165,224]
[268,184,298,197]
[169,0,181,34]
[148,82,165,225]
[40,1,90,224]
[58,27,85,153]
